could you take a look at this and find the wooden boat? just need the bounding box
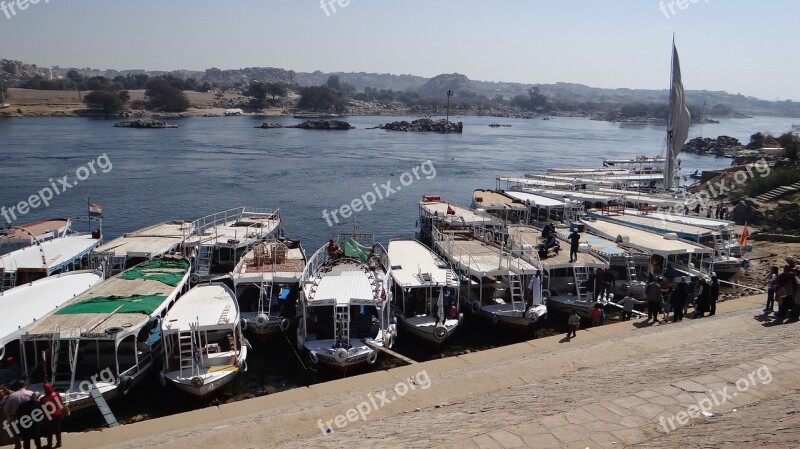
[160,283,247,397]
[20,256,191,411]
[91,220,193,277]
[298,233,393,372]
[232,238,306,343]
[387,240,461,346]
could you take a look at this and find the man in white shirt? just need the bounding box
[528,270,543,307]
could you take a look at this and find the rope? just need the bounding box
[279,325,308,371]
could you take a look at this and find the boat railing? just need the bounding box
[191,207,246,236]
[301,244,329,298]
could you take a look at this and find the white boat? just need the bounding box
[91,220,193,277]
[19,256,191,411]
[298,233,393,372]
[508,225,609,319]
[0,224,101,292]
[0,218,71,246]
[160,283,247,397]
[0,270,104,365]
[387,240,461,346]
[232,238,306,343]
[421,197,545,332]
[184,207,283,282]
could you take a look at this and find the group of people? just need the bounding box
[629,273,720,324]
[1,379,64,449]
[765,256,800,322]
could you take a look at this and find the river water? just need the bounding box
[0,114,795,426]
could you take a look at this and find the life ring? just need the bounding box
[191,376,204,388]
[158,371,166,387]
[492,314,499,325]
[526,309,539,324]
[433,325,447,340]
[384,332,394,349]
[334,347,349,363]
[240,318,248,331]
[541,289,551,301]
[388,324,398,339]
[309,351,318,364]
[256,313,268,329]
[120,375,133,395]
[279,318,290,332]
[190,274,200,284]
[105,326,123,335]
[486,231,494,243]
[367,350,378,365]
[471,301,480,314]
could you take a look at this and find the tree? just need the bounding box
[298,86,341,111]
[145,77,190,112]
[83,90,123,114]
[777,132,799,161]
[244,81,268,108]
[325,75,356,99]
[265,82,288,102]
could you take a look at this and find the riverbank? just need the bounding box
[51,291,800,449]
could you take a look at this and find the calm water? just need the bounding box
[0,114,796,425]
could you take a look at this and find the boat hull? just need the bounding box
[396,316,458,346]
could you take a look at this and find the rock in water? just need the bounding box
[114,119,177,129]
[378,118,463,133]
[256,122,284,129]
[288,120,354,130]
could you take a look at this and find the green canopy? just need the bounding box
[343,236,372,264]
[119,258,190,287]
[56,294,167,315]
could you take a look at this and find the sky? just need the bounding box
[0,0,797,100]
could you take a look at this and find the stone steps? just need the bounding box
[754,181,800,203]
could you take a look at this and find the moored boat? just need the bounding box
[160,283,247,397]
[387,240,461,346]
[91,220,193,277]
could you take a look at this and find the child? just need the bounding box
[591,303,603,327]
[567,309,580,339]
[662,296,672,323]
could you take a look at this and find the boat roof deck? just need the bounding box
[0,219,70,243]
[507,225,607,268]
[588,210,716,236]
[26,259,190,337]
[580,219,712,256]
[420,200,498,225]
[497,176,577,189]
[162,284,238,332]
[233,246,306,283]
[186,216,281,246]
[505,190,566,208]
[94,221,192,258]
[625,209,734,230]
[554,227,636,257]
[438,236,537,275]
[388,240,454,288]
[310,261,376,306]
[0,234,99,272]
[0,271,103,346]
[472,190,526,210]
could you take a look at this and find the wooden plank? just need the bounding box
[362,339,417,365]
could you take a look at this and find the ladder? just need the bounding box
[259,280,273,315]
[195,245,213,278]
[573,266,591,302]
[508,274,524,307]
[1,271,16,292]
[624,254,638,282]
[178,329,196,377]
[335,305,350,345]
[88,382,119,428]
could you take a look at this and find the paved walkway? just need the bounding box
[59,294,800,448]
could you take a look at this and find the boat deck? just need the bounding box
[0,234,100,273]
[554,227,632,257]
[624,209,734,230]
[25,258,190,338]
[310,261,378,306]
[504,190,566,208]
[436,236,537,276]
[95,221,192,258]
[472,190,526,210]
[581,219,712,256]
[420,200,498,225]
[186,208,282,248]
[507,225,606,268]
[0,270,103,346]
[162,284,238,332]
[233,246,305,284]
[388,240,454,288]
[587,209,715,237]
[0,219,70,243]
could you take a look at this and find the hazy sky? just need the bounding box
[1,0,797,100]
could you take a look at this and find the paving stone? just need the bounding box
[611,428,648,445]
[487,430,526,448]
[540,414,569,430]
[563,408,597,425]
[588,431,623,449]
[671,379,708,393]
[618,414,651,428]
[472,434,504,449]
[630,403,665,420]
[550,424,591,444]
[502,422,550,438]
[612,396,646,409]
[582,420,627,432]
[646,395,679,407]
[651,385,682,396]
[634,390,661,399]
[521,433,562,448]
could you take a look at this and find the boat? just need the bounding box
[19,256,191,411]
[471,189,529,224]
[0,79,10,109]
[298,233,393,372]
[232,238,306,343]
[583,209,747,279]
[387,240,461,346]
[507,224,609,318]
[292,112,340,119]
[0,218,71,247]
[689,170,703,180]
[421,197,545,332]
[91,220,193,277]
[160,283,247,397]
[0,221,102,292]
[0,270,104,371]
[184,207,283,282]
[579,217,713,281]
[224,108,244,116]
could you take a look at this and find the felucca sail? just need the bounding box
[664,41,691,190]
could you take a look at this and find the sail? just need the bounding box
[665,42,691,190]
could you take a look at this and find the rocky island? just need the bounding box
[288,120,354,130]
[377,118,463,133]
[114,119,178,129]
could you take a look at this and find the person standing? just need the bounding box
[645,277,663,321]
[528,270,543,308]
[709,275,720,316]
[567,229,580,263]
[3,380,34,449]
[15,393,43,449]
[671,277,689,322]
[40,384,64,448]
[621,295,645,321]
[765,266,779,314]
[567,309,580,339]
[694,278,711,318]
[601,269,615,300]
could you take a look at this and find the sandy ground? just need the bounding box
[48,293,800,449]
